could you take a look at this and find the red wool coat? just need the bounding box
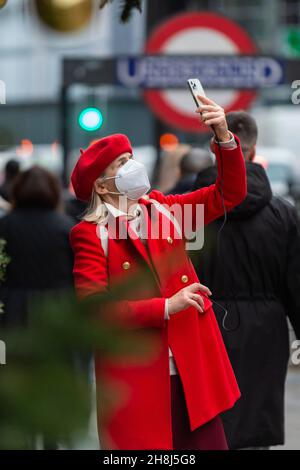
[70,135,247,450]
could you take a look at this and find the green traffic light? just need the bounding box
[78,107,103,132]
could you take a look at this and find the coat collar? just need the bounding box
[103,201,142,219]
[104,198,161,285]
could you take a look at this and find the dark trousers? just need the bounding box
[171,374,228,450]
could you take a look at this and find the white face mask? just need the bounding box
[102,159,151,200]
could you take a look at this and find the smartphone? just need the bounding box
[187,78,206,109]
[187,78,217,138]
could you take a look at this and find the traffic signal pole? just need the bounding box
[60,84,69,189]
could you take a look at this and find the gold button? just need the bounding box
[181,275,188,283]
[122,261,131,270]
[167,236,173,244]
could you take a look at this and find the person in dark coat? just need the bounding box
[0,165,76,449]
[191,111,300,449]
[63,187,87,224]
[0,165,75,328]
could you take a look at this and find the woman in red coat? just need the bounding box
[69,96,247,450]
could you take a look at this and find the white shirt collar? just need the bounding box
[104,201,141,219]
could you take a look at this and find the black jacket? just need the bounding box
[0,208,75,327]
[192,161,300,449]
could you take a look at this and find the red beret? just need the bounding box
[71,134,132,201]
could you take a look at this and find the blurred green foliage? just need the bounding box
[0,266,155,449]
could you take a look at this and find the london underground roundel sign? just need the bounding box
[144,12,258,133]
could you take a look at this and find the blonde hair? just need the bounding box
[81,186,109,225]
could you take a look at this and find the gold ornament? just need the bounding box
[0,0,7,10]
[34,0,93,33]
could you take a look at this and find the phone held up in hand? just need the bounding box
[187,78,217,138]
[187,78,206,110]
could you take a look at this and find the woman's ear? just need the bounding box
[94,178,108,196]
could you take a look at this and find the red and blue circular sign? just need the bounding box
[144,12,258,133]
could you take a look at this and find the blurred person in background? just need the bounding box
[192,110,300,450]
[171,148,213,195]
[157,144,212,195]
[0,159,20,203]
[0,165,76,448]
[63,184,87,224]
[157,144,191,194]
[0,165,75,327]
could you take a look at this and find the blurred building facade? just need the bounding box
[0,0,299,176]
